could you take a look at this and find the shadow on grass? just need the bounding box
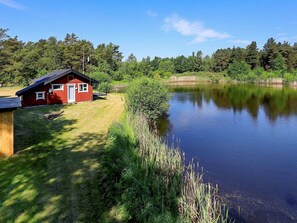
[0,105,110,222]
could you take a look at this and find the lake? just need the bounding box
[158,84,297,223]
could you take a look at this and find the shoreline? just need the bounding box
[112,76,297,91]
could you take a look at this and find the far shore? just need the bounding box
[112,76,297,91]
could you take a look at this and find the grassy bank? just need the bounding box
[0,94,124,222]
[100,112,230,222]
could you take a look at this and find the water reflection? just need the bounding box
[168,84,297,121]
[158,84,297,223]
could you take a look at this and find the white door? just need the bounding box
[68,84,75,103]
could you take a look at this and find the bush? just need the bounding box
[283,73,296,84]
[244,71,258,83]
[112,71,124,81]
[98,82,112,94]
[254,67,264,77]
[227,61,251,80]
[126,78,169,121]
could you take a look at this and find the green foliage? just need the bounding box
[111,70,124,81]
[254,67,265,77]
[283,72,297,83]
[227,61,251,80]
[2,28,297,86]
[261,37,279,71]
[158,60,175,73]
[98,82,112,94]
[36,69,48,78]
[245,41,259,69]
[212,49,231,72]
[230,47,246,63]
[126,78,169,121]
[102,113,230,222]
[89,71,112,83]
[95,42,123,71]
[271,52,287,75]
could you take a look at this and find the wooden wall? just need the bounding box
[21,73,94,107]
[0,111,14,157]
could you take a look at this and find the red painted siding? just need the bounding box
[21,72,94,107]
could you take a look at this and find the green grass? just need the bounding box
[0,94,124,222]
[100,113,230,222]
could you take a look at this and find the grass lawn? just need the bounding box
[0,94,125,222]
[0,86,22,97]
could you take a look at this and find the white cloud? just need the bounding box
[163,14,230,43]
[0,0,28,11]
[228,39,251,45]
[147,10,158,17]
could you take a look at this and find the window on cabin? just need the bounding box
[36,92,45,100]
[52,84,64,90]
[78,83,88,92]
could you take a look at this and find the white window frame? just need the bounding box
[51,84,64,91]
[35,91,45,100]
[78,83,88,93]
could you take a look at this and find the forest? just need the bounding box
[1,28,297,86]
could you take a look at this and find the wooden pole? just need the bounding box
[0,111,14,157]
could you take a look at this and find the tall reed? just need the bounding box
[128,113,229,222]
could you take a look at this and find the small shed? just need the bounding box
[0,97,21,157]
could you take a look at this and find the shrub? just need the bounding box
[111,70,124,81]
[227,61,251,80]
[98,82,112,94]
[126,78,169,121]
[283,73,296,84]
[244,71,258,83]
[254,67,264,77]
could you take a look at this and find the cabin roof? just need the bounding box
[0,97,21,111]
[16,69,98,96]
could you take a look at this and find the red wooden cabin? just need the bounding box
[16,69,99,107]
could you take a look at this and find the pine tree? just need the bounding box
[262,38,278,70]
[245,41,258,69]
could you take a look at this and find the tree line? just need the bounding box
[1,28,297,86]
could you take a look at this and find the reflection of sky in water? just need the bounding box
[161,86,297,222]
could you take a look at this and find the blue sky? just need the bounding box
[1,0,297,60]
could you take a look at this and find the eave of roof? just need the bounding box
[15,81,43,96]
[0,97,22,111]
[15,69,98,96]
[43,69,99,85]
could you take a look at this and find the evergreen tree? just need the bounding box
[212,49,231,72]
[278,41,294,71]
[245,41,258,69]
[230,47,246,63]
[139,56,152,76]
[187,51,203,72]
[201,55,213,71]
[271,52,287,74]
[262,38,278,70]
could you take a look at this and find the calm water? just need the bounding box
[158,84,297,223]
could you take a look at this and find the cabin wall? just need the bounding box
[21,73,94,107]
[0,111,14,156]
[22,84,50,107]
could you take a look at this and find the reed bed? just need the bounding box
[127,113,230,222]
[104,112,230,222]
